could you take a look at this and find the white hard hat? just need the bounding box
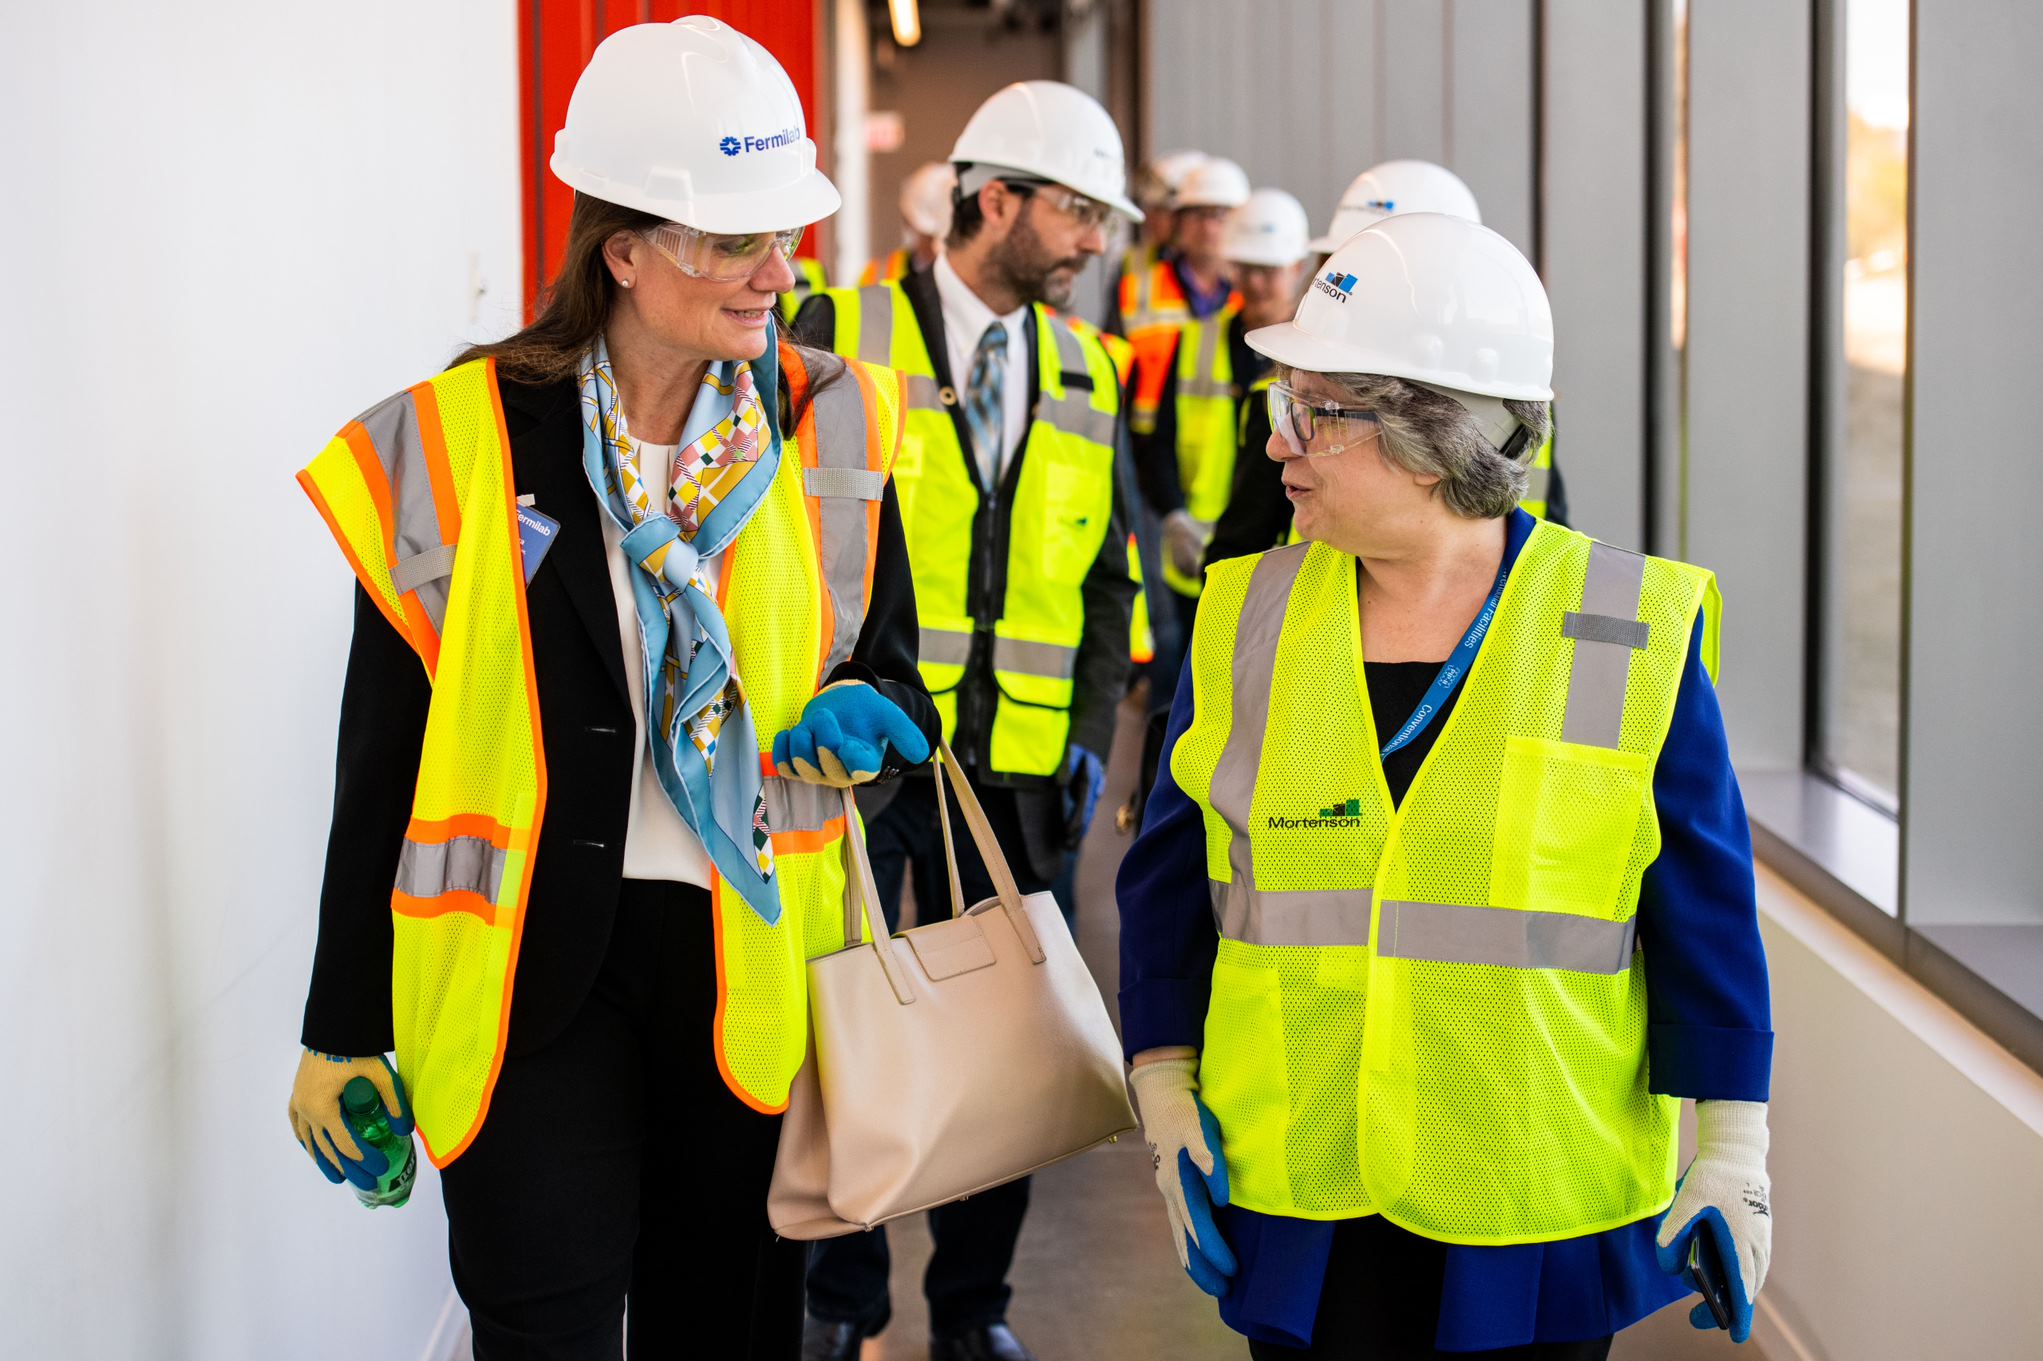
[1150,149,1209,194]
[550,17,840,233]
[1222,188,1311,267]
[1247,213,1554,401]
[1308,159,1481,253]
[1175,157,1251,210]
[950,81,1143,221]
[899,161,957,238]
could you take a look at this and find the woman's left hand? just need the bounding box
[771,681,930,787]
[1656,1099,1772,1343]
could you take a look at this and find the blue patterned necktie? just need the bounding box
[965,321,1007,489]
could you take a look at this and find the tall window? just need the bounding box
[1817,0,1908,808]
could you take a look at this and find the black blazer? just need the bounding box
[301,372,939,1059]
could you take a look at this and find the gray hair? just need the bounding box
[1302,369,1552,520]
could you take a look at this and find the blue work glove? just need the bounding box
[287,1050,413,1191]
[1129,1053,1236,1297]
[1063,745,1106,847]
[1655,1100,1772,1343]
[771,680,930,787]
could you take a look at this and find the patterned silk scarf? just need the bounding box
[579,331,786,924]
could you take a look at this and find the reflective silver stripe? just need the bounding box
[1211,878,1374,946]
[765,775,835,833]
[905,373,942,409]
[1209,544,1313,910]
[391,543,457,595]
[920,627,973,667]
[1040,392,1118,445]
[803,466,886,501]
[395,835,507,904]
[1180,317,1229,399]
[805,356,882,676]
[1561,541,1648,749]
[1036,319,1120,445]
[856,284,893,366]
[1522,463,1552,505]
[1375,899,1639,975]
[357,387,452,633]
[991,636,1078,680]
[1563,612,1651,650]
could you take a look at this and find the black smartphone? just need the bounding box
[1689,1235,1734,1331]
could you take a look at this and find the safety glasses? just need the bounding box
[1005,180,1117,233]
[1267,381,1382,458]
[639,221,805,283]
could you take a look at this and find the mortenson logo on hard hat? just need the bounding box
[720,127,802,157]
[1315,270,1358,303]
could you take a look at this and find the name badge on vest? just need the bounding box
[517,505,561,584]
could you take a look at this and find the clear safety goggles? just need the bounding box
[1267,381,1382,458]
[1004,179,1117,233]
[638,221,805,283]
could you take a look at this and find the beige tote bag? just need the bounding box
[767,744,1137,1240]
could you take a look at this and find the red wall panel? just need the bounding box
[520,1,822,314]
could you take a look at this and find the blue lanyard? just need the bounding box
[1377,561,1511,761]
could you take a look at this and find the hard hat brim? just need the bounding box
[955,161,1145,224]
[551,156,843,234]
[1224,244,1307,269]
[1307,215,1387,255]
[1244,320,1556,401]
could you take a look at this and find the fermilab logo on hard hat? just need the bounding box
[720,126,802,157]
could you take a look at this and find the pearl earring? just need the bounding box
[620,277,634,289]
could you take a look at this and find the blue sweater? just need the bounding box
[1115,511,1773,1351]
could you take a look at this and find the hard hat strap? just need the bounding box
[1409,379,1525,457]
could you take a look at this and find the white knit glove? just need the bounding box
[1162,509,1212,580]
[1129,1054,1236,1297]
[1656,1100,1773,1343]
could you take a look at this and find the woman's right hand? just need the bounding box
[1128,1049,1236,1297]
[287,1049,411,1190]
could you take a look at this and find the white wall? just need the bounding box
[0,2,521,1355]
[1144,0,1537,262]
[1756,869,2043,1360]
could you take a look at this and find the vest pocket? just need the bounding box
[1199,944,1292,1209]
[1036,457,1111,586]
[1490,735,1651,918]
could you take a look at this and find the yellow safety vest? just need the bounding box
[298,345,904,1164]
[1521,424,1557,520]
[1173,523,1721,1243]
[1058,313,1152,665]
[821,280,1121,777]
[859,248,914,287]
[1162,305,1243,596]
[778,255,831,325]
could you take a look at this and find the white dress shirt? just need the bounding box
[933,252,1030,489]
[597,436,721,888]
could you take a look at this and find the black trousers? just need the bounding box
[1244,1218,1613,1361]
[803,774,1051,1337]
[440,880,806,1361]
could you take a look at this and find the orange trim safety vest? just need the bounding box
[299,345,904,1164]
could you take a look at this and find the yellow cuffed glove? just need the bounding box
[287,1049,412,1191]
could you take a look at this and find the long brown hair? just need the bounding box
[455,192,837,429]
[454,194,657,386]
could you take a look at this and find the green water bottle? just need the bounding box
[342,1076,417,1209]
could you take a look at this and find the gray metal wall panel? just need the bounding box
[1682,0,1811,770]
[1379,0,1448,166]
[1446,0,1536,257]
[1905,0,2043,926]
[1540,0,1648,550]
